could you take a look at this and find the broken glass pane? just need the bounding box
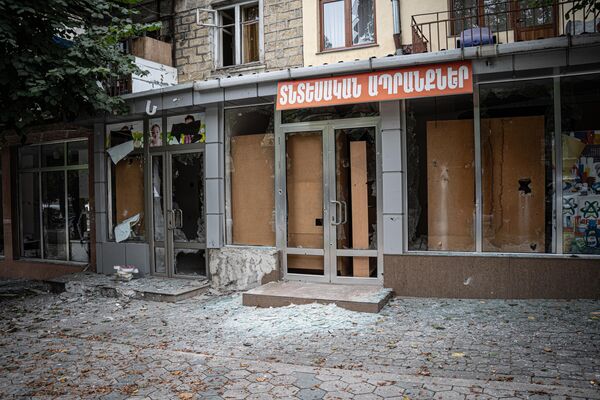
[154,247,166,274]
[166,114,204,145]
[334,127,377,251]
[152,156,165,242]
[174,249,206,276]
[242,4,259,63]
[351,0,374,45]
[171,153,205,244]
[406,94,475,252]
[480,79,554,253]
[225,105,275,246]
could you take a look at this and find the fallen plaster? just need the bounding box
[209,247,278,291]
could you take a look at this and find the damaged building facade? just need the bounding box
[2,0,599,298]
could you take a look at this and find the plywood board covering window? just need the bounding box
[426,119,475,251]
[230,134,275,246]
[286,133,324,249]
[482,116,546,252]
[115,157,145,237]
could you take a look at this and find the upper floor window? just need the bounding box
[451,0,512,34]
[320,0,375,51]
[216,2,261,68]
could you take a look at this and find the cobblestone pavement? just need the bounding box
[0,285,598,399]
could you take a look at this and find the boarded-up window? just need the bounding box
[225,105,275,246]
[406,94,475,252]
[480,79,555,253]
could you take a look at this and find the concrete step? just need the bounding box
[46,272,209,302]
[242,281,393,313]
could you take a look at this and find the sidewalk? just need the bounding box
[0,280,598,399]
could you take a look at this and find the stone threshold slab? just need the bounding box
[46,272,209,302]
[242,281,393,313]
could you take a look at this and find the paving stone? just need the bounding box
[222,389,249,399]
[0,282,598,400]
[347,382,376,395]
[293,372,321,389]
[297,388,326,400]
[318,380,349,392]
[269,385,299,397]
[433,392,466,400]
[316,374,340,382]
[246,382,274,394]
[373,384,405,397]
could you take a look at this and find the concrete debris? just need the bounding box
[209,247,278,291]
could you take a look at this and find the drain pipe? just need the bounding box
[391,0,402,50]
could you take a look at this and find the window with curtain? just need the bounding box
[216,2,261,67]
[321,0,375,50]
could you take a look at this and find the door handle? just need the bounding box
[340,200,348,225]
[174,209,183,229]
[330,200,341,225]
[166,210,175,230]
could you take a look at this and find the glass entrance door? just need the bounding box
[281,121,380,283]
[151,150,206,277]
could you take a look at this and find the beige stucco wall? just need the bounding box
[398,0,450,46]
[302,0,398,65]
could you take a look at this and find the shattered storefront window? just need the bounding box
[166,114,205,145]
[561,73,600,255]
[480,79,555,253]
[406,95,475,252]
[225,105,275,246]
[106,122,145,242]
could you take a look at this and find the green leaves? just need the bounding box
[0,0,161,136]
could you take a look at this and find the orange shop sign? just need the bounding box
[276,61,473,110]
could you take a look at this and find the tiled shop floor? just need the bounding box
[0,284,598,399]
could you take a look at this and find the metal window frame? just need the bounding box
[105,113,208,278]
[275,115,383,285]
[401,71,600,260]
[212,0,264,68]
[223,102,276,246]
[17,139,89,263]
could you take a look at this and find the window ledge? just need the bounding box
[316,43,379,55]
[213,62,266,76]
[15,258,89,266]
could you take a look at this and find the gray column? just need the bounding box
[205,105,224,248]
[380,101,404,255]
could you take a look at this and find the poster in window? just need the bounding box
[166,113,206,145]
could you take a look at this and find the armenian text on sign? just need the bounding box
[276,61,473,110]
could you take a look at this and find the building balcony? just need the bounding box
[409,0,599,55]
[106,36,178,96]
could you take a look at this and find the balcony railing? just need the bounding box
[410,0,600,54]
[105,37,177,96]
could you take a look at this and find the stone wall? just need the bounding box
[174,0,303,83]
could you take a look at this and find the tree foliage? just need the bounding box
[0,0,159,136]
